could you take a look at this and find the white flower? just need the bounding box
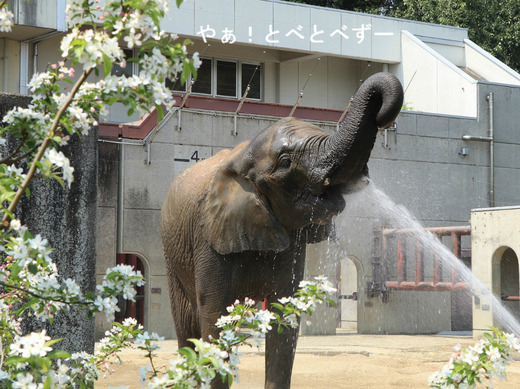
[124,32,142,48]
[94,295,119,320]
[10,219,22,230]
[192,52,202,69]
[139,364,151,385]
[44,148,67,167]
[28,234,48,251]
[0,7,14,32]
[488,346,502,362]
[10,330,52,359]
[60,28,122,70]
[12,372,37,389]
[122,317,138,327]
[64,278,81,296]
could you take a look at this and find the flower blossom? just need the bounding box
[0,6,14,32]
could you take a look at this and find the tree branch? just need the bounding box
[0,279,92,307]
[1,67,93,228]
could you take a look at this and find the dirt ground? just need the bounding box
[97,330,520,388]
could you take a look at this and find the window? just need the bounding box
[111,49,134,77]
[167,57,262,100]
[241,63,261,100]
[191,58,212,94]
[216,60,237,97]
[165,77,185,92]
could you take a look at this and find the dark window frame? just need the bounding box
[167,57,263,101]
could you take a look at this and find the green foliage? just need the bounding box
[429,327,520,388]
[286,0,396,14]
[390,0,520,72]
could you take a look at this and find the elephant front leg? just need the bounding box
[265,323,300,389]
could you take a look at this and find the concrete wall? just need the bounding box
[471,207,520,338]
[12,0,63,30]
[95,75,520,337]
[398,31,477,117]
[464,40,520,86]
[0,39,21,93]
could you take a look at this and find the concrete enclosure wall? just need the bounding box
[471,207,520,338]
[95,74,520,337]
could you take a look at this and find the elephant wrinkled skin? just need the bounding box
[161,72,404,388]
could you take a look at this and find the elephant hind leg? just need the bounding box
[170,274,200,348]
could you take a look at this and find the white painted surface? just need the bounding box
[401,31,477,117]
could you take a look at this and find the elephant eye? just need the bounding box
[279,156,292,169]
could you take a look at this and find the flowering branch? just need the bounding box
[133,277,337,388]
[1,67,93,228]
[429,327,520,388]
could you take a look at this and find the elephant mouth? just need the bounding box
[308,174,370,222]
[319,173,370,197]
[306,181,346,222]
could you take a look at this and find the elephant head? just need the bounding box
[202,72,403,255]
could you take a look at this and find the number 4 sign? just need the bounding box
[173,145,213,177]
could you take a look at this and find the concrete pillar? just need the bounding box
[21,129,98,354]
[1,93,98,354]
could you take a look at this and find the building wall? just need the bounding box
[12,0,62,30]
[278,56,384,109]
[471,207,520,338]
[95,75,520,338]
[0,39,21,93]
[464,40,520,86]
[398,31,477,116]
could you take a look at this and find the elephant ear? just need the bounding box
[202,166,290,255]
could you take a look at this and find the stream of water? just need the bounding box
[340,182,520,336]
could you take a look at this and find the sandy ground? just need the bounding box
[97,330,520,388]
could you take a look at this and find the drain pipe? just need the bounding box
[3,38,8,92]
[462,92,494,207]
[488,93,495,207]
[116,140,125,253]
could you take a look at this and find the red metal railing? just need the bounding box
[382,225,471,291]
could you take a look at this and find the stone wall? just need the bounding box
[1,92,98,354]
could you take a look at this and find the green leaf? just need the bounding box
[176,0,184,8]
[180,62,191,84]
[156,104,164,121]
[204,356,220,369]
[178,346,197,362]
[35,356,52,372]
[44,374,52,389]
[326,298,337,308]
[483,332,494,343]
[4,355,27,365]
[226,372,233,385]
[28,263,38,275]
[48,350,72,359]
[103,53,113,77]
[45,338,64,348]
[189,338,205,353]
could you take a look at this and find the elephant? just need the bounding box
[160,72,404,388]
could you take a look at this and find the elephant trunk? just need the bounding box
[322,72,403,186]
